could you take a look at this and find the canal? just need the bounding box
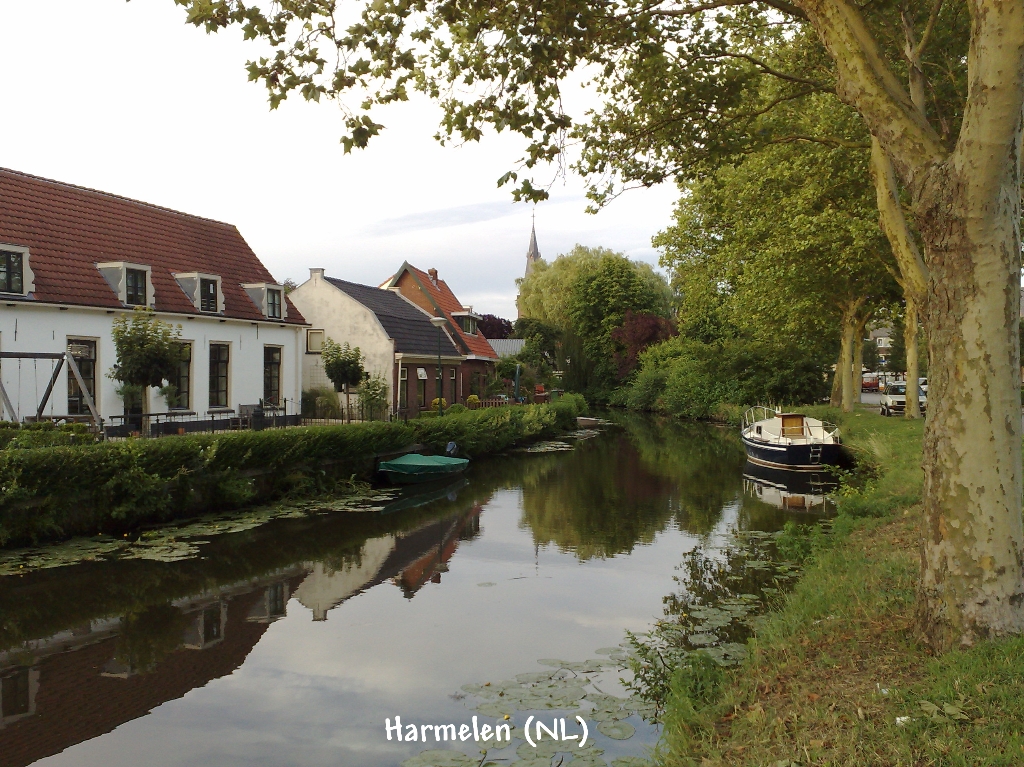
[0,415,829,767]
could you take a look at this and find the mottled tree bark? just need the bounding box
[904,295,921,419]
[802,0,1024,648]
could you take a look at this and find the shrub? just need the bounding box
[0,399,586,547]
[301,386,341,418]
[445,404,468,415]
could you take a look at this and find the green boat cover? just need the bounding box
[378,454,469,477]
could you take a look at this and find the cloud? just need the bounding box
[366,200,521,235]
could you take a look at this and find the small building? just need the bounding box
[383,263,498,400]
[289,269,462,415]
[489,338,526,358]
[0,168,305,425]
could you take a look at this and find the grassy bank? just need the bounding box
[660,406,1024,766]
[0,396,585,547]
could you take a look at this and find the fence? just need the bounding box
[105,399,392,439]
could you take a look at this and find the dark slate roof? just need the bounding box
[0,168,305,323]
[325,277,461,357]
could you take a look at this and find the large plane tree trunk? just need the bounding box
[839,299,864,412]
[914,142,1024,648]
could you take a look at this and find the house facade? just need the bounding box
[384,263,498,401]
[289,269,462,415]
[0,169,305,426]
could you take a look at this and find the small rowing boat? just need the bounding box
[378,454,470,484]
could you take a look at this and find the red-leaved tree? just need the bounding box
[611,311,678,380]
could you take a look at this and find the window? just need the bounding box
[263,346,282,406]
[266,289,282,319]
[171,343,191,409]
[0,250,23,295]
[200,279,218,313]
[459,316,478,335]
[202,606,223,643]
[267,583,287,618]
[435,367,443,403]
[67,339,96,415]
[399,366,407,410]
[450,367,457,403]
[417,369,426,408]
[1,668,30,718]
[306,329,324,353]
[125,268,147,306]
[209,343,229,408]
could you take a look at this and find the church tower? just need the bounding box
[525,212,541,278]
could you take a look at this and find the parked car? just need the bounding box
[880,382,927,416]
[862,374,880,392]
[919,377,928,394]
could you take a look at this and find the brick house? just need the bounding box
[289,269,462,416]
[383,263,498,402]
[0,169,305,427]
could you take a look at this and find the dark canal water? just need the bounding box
[0,415,829,767]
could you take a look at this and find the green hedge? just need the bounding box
[0,400,583,547]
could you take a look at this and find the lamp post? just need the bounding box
[430,315,447,416]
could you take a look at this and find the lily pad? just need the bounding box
[597,720,636,740]
[401,750,478,767]
[476,700,515,717]
[611,758,652,767]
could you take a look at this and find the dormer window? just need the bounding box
[173,272,224,314]
[125,268,147,306]
[97,262,153,307]
[0,250,24,294]
[452,307,481,336]
[267,288,282,319]
[242,282,288,320]
[200,279,218,312]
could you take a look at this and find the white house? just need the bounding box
[289,269,462,415]
[0,168,306,429]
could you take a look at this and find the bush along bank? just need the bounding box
[654,408,1024,766]
[0,396,586,548]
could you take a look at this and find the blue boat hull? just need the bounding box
[741,435,841,471]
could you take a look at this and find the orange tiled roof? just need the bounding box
[390,263,498,359]
[0,168,305,324]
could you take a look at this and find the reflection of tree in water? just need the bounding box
[628,532,800,710]
[622,414,749,534]
[517,416,756,559]
[519,434,680,560]
[113,603,190,675]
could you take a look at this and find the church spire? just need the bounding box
[525,210,541,277]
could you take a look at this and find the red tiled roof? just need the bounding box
[392,263,497,359]
[0,168,305,323]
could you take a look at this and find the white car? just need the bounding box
[880,383,927,416]
[919,377,928,394]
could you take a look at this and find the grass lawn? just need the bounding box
[659,405,1024,766]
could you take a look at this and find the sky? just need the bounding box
[0,0,679,319]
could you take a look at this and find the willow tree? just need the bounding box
[173,0,1024,647]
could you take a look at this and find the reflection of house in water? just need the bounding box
[0,503,485,766]
[0,571,306,767]
[292,504,483,619]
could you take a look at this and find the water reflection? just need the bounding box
[742,461,836,514]
[0,416,822,767]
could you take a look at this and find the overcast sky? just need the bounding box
[0,0,678,318]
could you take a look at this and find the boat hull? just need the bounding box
[741,435,841,471]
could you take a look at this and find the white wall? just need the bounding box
[289,272,396,410]
[0,303,302,422]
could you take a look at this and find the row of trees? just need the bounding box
[173,0,1023,653]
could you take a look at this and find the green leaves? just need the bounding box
[109,309,187,391]
[321,339,365,390]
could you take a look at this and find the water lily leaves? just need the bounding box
[569,757,609,767]
[509,759,553,767]
[517,738,562,759]
[597,720,636,740]
[611,758,651,767]
[401,750,478,767]
[537,658,569,668]
[476,700,515,717]
[477,582,496,587]
[687,633,717,646]
[594,647,621,655]
[516,671,556,683]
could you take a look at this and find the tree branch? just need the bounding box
[797,0,946,184]
[869,137,928,301]
[646,0,807,19]
[713,52,830,90]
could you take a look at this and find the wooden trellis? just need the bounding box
[0,351,101,430]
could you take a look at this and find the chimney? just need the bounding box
[428,268,438,286]
[310,267,325,281]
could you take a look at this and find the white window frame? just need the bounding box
[96,261,153,307]
[306,329,325,354]
[174,272,224,314]
[242,282,288,320]
[0,244,34,297]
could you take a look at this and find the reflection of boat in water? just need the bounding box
[741,407,841,471]
[743,461,836,513]
[378,478,469,515]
